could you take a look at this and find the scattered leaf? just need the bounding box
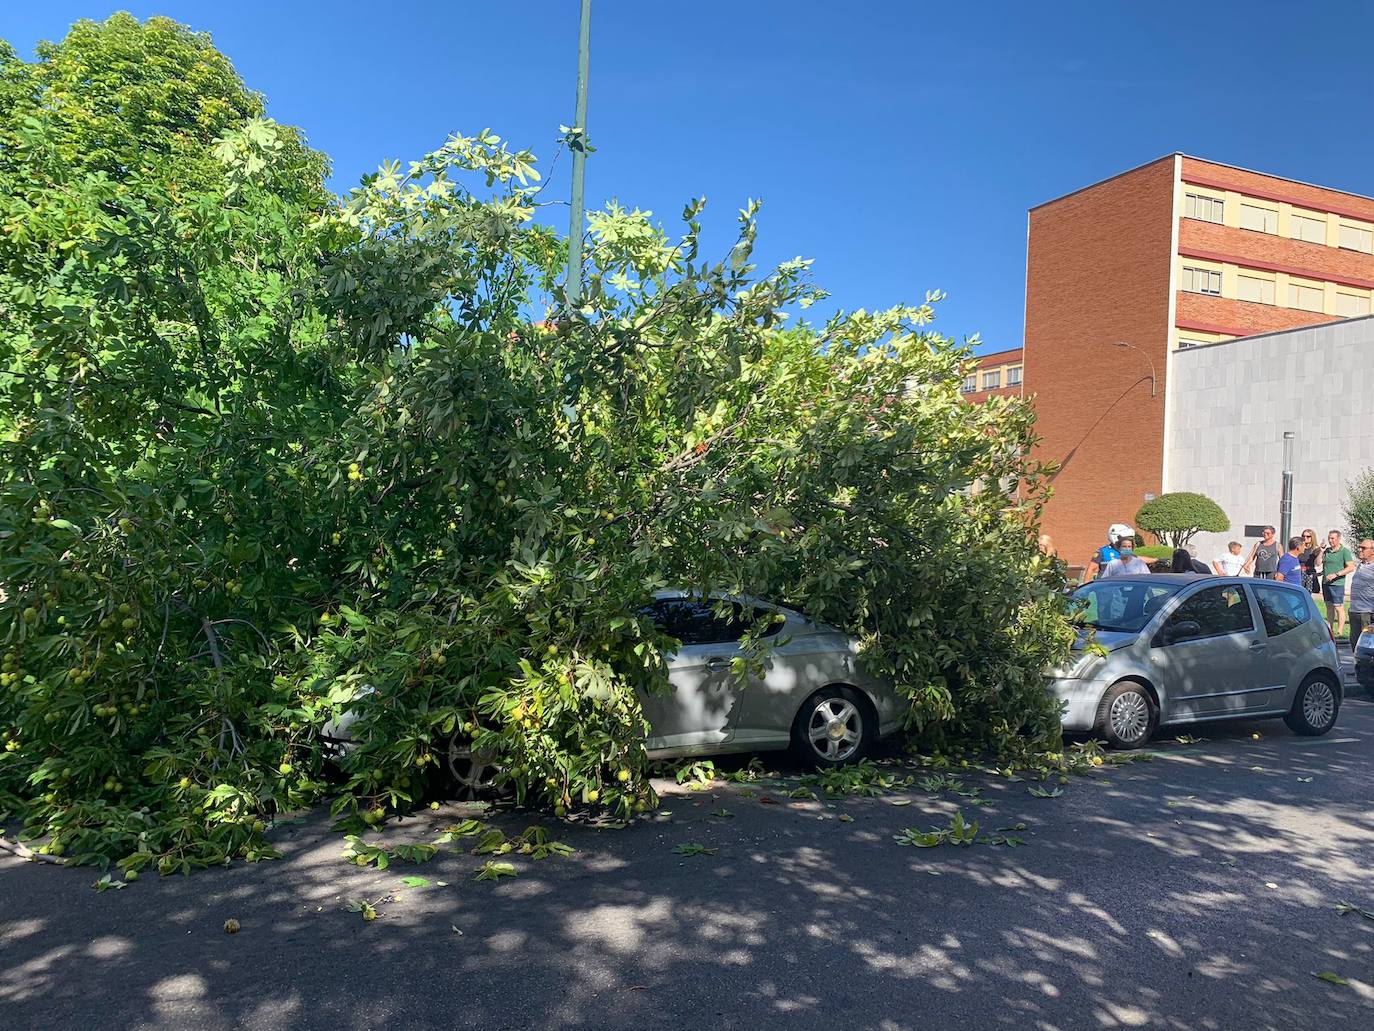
[345,898,379,921]
[1313,972,1349,986]
[399,876,430,888]
[672,842,717,857]
[473,861,518,881]
[1297,777,1313,784]
[92,874,127,892]
[1336,901,1374,922]
[223,918,240,933]
[888,798,913,807]
[709,808,734,818]
[1028,785,1063,798]
[837,813,854,823]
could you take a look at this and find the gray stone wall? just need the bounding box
[1165,315,1374,568]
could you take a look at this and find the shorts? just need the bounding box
[1254,571,1276,580]
[1323,580,1346,606]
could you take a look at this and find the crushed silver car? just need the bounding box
[324,592,902,782]
[1049,574,1342,748]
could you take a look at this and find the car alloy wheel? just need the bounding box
[1301,680,1336,729]
[1109,691,1150,744]
[806,696,863,763]
[445,732,499,799]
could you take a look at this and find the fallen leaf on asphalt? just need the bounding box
[473,861,518,881]
[709,808,733,818]
[997,823,1027,832]
[1249,766,1265,772]
[1297,777,1313,783]
[758,796,777,805]
[92,874,126,892]
[1265,882,1279,889]
[1336,901,1374,922]
[672,842,717,857]
[223,918,240,934]
[1028,786,1063,798]
[399,876,430,888]
[451,925,463,935]
[837,814,854,823]
[888,799,913,807]
[1313,972,1349,986]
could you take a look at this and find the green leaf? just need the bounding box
[672,842,717,857]
[1312,972,1349,986]
[399,876,430,888]
[474,861,518,881]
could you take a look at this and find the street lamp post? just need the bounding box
[1281,431,1295,545]
[566,0,592,307]
[1113,340,1157,398]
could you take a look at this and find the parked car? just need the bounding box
[1048,575,1342,748]
[323,592,902,791]
[1356,624,1374,695]
[638,592,901,765]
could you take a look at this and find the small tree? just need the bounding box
[1345,469,1374,542]
[1135,492,1229,549]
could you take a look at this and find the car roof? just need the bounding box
[1081,574,1309,591]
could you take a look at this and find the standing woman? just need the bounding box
[1299,528,1322,594]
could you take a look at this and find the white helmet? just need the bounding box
[1108,523,1135,545]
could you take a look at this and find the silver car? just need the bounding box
[640,592,901,766]
[1049,575,1342,748]
[324,593,901,787]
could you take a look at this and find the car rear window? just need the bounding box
[1254,584,1310,637]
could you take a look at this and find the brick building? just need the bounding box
[1023,154,1374,567]
[960,347,1023,403]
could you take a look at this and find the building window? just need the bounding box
[1338,223,1374,253]
[1184,193,1223,223]
[1177,338,1206,349]
[1335,292,1372,318]
[1181,266,1222,295]
[1005,366,1022,386]
[1239,204,1278,234]
[1237,274,1275,305]
[1289,282,1324,312]
[1290,212,1326,244]
[960,374,976,393]
[982,370,1001,390]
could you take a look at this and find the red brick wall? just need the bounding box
[1175,292,1336,337]
[1179,220,1374,287]
[1182,157,1374,223]
[1024,156,1176,568]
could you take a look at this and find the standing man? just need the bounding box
[1346,538,1374,647]
[1320,529,1357,638]
[1276,537,1304,586]
[1245,526,1281,579]
[1102,536,1151,577]
[1083,523,1132,582]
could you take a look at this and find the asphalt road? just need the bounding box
[4,662,1373,1030]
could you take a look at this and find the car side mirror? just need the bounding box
[1163,620,1202,644]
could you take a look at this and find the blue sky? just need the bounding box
[7,2,1374,352]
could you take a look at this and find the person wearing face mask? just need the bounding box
[1102,533,1151,576]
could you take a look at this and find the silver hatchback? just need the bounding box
[1049,575,1342,748]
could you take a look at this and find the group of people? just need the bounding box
[1079,523,1374,647]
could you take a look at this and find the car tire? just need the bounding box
[791,686,874,768]
[1096,681,1158,750]
[1283,673,1340,736]
[443,730,501,799]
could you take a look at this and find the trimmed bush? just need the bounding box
[1135,493,1229,549]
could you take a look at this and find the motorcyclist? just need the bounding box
[1084,524,1134,582]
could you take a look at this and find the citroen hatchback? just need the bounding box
[1048,575,1341,748]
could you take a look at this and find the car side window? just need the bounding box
[1166,584,1254,640]
[1254,585,1310,637]
[645,600,750,646]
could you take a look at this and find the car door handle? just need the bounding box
[705,657,731,669]
[1249,641,1267,650]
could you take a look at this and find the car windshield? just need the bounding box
[1070,580,1183,634]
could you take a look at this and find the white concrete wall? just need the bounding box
[1165,315,1374,566]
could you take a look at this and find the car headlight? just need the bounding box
[1055,653,1104,680]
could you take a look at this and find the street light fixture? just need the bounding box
[1113,340,1157,398]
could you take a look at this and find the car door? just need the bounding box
[1249,584,1317,713]
[639,600,742,752]
[1152,582,1263,719]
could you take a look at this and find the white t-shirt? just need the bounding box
[1103,556,1152,576]
[1214,552,1244,576]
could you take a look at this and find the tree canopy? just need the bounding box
[1,15,1073,872]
